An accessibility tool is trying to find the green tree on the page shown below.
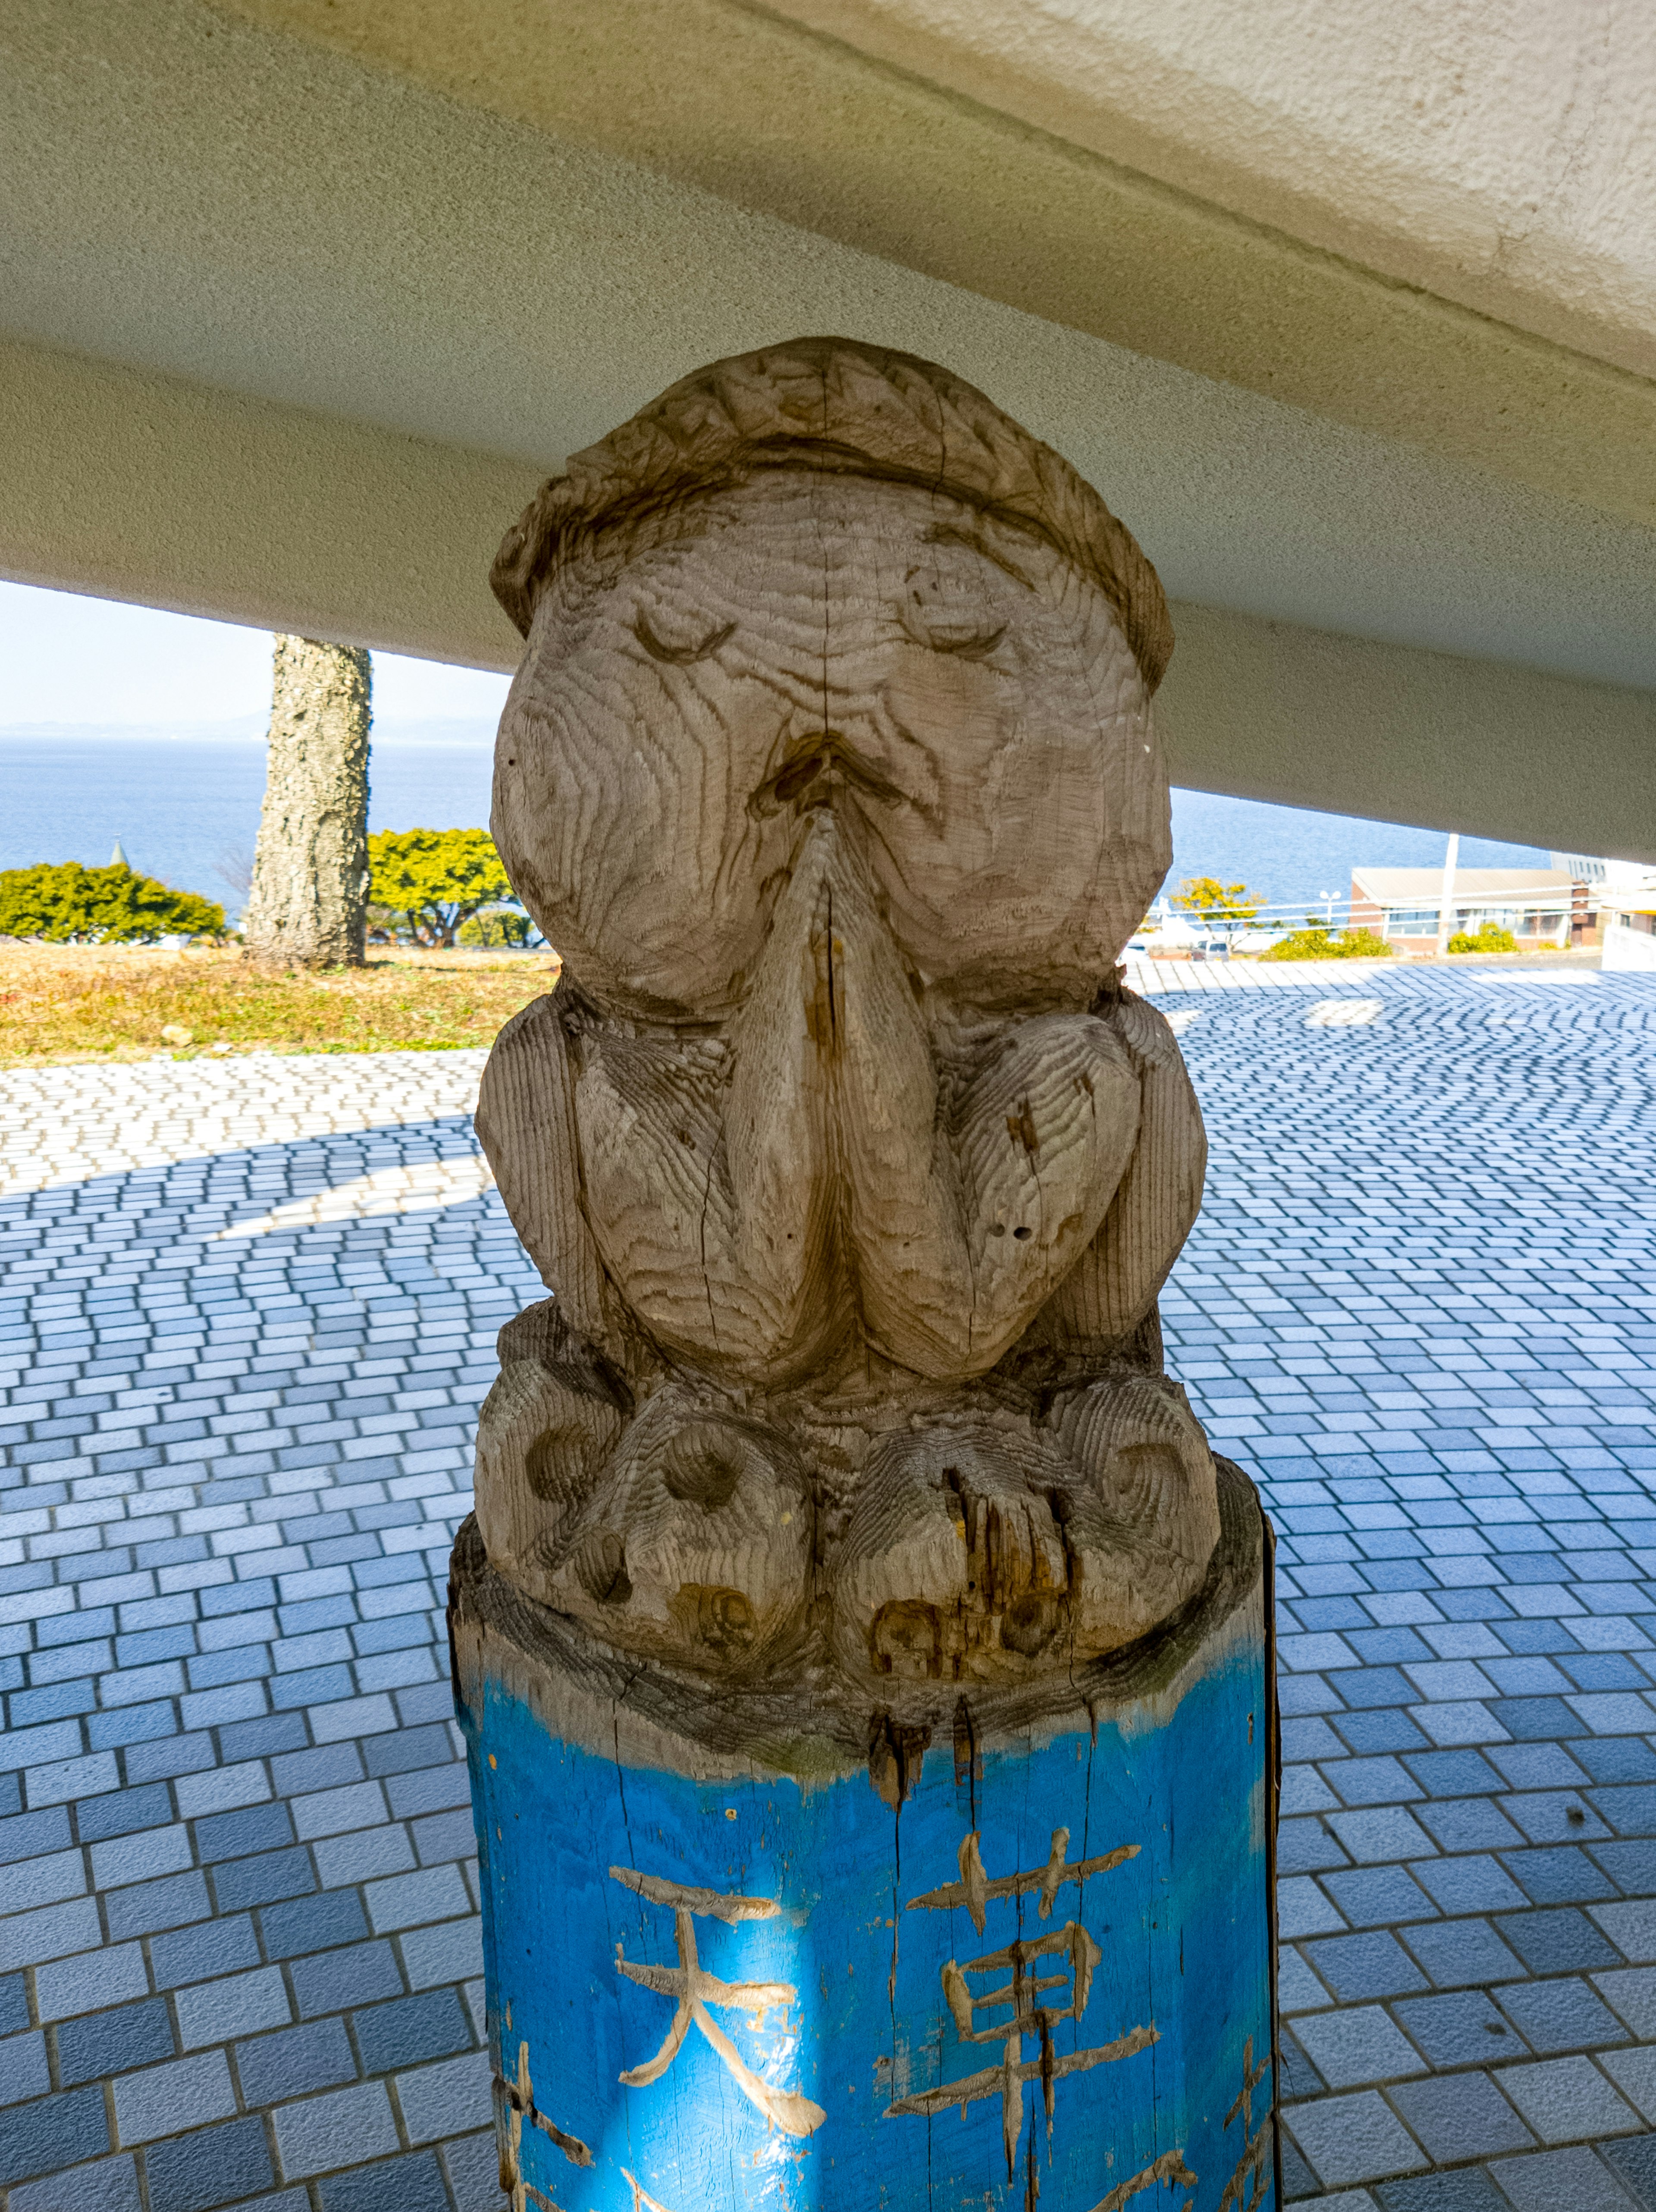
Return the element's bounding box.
[367,828,514,947]
[458,904,535,949]
[0,862,225,944]
[1448,922,1517,954]
[1172,876,1262,951]
[1262,919,1394,961]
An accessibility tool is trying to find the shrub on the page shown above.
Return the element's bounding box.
[458,905,535,949]
[367,828,513,947]
[1261,921,1394,961]
[0,862,225,944]
[1172,875,1262,949]
[1448,923,1517,954]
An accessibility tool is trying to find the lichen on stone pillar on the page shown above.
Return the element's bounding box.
[242,635,371,968]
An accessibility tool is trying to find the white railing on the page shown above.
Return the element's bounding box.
[1145,896,1578,935]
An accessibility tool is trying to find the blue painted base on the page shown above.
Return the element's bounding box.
[458,1603,1275,2212]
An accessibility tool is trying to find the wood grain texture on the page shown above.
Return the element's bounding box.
[450,1456,1266,1774]
[471,339,1219,1704]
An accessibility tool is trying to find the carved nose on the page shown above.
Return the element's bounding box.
[771,746,834,809]
[749,733,902,818]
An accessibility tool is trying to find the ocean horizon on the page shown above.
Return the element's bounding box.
[0,721,1548,922]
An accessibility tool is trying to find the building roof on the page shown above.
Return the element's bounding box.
[1352,868,1572,899]
[1552,852,1656,890]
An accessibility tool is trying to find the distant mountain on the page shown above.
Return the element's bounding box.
[364,718,497,751]
[0,716,495,750]
[0,717,266,746]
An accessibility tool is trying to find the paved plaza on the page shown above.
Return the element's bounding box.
[0,959,1653,2208]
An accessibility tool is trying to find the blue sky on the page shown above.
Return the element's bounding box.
[0,580,509,730]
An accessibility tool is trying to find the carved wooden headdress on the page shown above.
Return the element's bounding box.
[491,336,1173,691]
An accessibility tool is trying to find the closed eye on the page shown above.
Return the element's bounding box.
[633,612,734,664]
[906,617,1007,660]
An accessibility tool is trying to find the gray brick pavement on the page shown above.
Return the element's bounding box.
[1,968,1654,2209]
[0,1050,527,2211]
[1163,962,1656,2207]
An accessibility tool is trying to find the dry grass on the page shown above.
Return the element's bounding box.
[0,943,561,1063]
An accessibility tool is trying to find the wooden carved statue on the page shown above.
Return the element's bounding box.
[452,340,1278,2212]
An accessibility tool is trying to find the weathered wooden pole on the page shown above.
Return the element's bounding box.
[451,339,1279,2212]
[242,635,371,966]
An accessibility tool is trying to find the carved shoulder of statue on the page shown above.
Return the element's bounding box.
[1035,987,1208,1354]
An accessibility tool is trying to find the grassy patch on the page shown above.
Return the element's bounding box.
[0,943,560,1062]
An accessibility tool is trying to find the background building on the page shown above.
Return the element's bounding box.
[1349,867,1574,954]
[1554,852,1656,970]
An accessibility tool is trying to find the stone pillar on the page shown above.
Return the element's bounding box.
[451,338,1280,2212]
[242,635,370,966]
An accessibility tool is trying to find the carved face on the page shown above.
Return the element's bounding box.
[494,472,1170,1017]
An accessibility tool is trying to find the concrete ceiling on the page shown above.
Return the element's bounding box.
[3,0,1655,856]
[210,0,1656,533]
[775,0,1656,386]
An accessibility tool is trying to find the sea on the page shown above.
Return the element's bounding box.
[0,722,1547,923]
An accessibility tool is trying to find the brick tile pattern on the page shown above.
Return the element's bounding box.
[4,973,1656,2208]
[0,1052,514,2209]
[1158,965,1656,2206]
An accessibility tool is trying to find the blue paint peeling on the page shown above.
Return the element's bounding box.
[463,1642,1273,2212]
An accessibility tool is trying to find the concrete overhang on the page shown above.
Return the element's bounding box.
[3,0,1655,858]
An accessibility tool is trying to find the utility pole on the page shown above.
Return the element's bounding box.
[1434,830,1460,958]
[242,637,371,967]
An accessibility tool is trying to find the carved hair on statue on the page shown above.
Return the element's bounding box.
[489,335,1173,690]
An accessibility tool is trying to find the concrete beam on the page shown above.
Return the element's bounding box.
[772,0,1656,387]
[9,0,1656,706]
[213,0,1656,537]
[0,335,538,669]
[1159,606,1656,867]
[8,334,1653,863]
